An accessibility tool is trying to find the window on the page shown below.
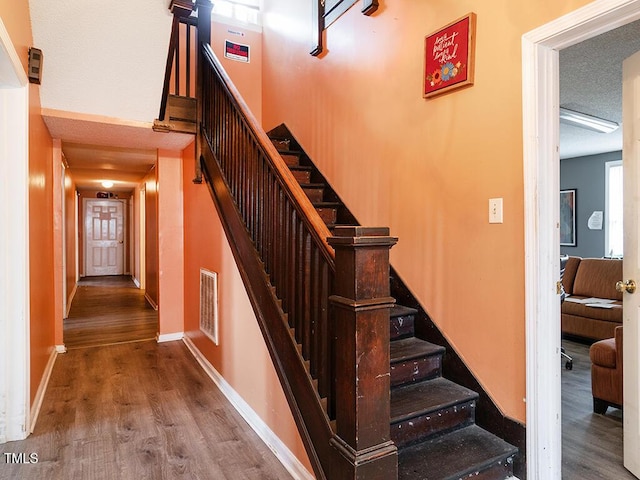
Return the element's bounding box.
[212,0,260,26]
[605,160,623,258]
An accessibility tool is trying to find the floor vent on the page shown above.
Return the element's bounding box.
[200,269,219,345]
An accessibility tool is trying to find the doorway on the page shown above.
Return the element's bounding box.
[523,0,640,478]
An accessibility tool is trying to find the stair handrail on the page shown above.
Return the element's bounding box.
[200,44,335,264]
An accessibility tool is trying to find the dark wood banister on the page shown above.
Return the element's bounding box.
[200,44,335,263]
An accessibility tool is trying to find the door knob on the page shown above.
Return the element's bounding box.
[616,279,637,294]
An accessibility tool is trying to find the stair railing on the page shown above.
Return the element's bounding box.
[158,1,197,123]
[157,2,400,477]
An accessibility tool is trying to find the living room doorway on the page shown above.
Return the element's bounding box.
[557,22,640,478]
[523,1,640,478]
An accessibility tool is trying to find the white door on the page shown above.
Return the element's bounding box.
[622,50,640,479]
[85,199,125,276]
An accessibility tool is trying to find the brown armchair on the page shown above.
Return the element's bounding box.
[589,326,623,414]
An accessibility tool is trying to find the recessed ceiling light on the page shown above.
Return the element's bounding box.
[559,107,619,134]
[101,180,114,188]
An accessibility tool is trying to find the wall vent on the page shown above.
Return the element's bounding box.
[199,269,219,345]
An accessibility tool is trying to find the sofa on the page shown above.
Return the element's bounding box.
[590,326,623,413]
[561,256,623,341]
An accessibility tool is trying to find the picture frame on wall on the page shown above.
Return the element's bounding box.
[560,189,577,246]
[424,12,476,99]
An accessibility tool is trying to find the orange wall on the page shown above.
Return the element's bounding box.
[1,1,57,404]
[211,20,263,121]
[260,0,593,423]
[65,167,77,313]
[157,150,184,336]
[144,167,159,308]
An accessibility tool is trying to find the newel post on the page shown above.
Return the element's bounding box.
[193,0,212,184]
[327,226,398,480]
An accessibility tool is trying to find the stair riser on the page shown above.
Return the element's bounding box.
[303,187,324,203]
[316,207,337,224]
[292,170,311,183]
[271,139,290,150]
[391,355,442,387]
[280,153,300,167]
[391,400,475,449]
[390,314,415,340]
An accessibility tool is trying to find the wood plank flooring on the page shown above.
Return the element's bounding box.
[562,339,635,479]
[0,341,294,480]
[64,276,158,349]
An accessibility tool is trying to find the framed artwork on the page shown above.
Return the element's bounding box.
[560,189,577,246]
[424,13,476,98]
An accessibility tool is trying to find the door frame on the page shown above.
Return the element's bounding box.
[523,0,640,478]
[0,19,30,443]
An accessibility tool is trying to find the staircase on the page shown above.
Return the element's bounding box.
[158,2,522,477]
[267,126,518,480]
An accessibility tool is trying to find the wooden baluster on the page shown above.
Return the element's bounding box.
[327,226,398,480]
[185,22,191,97]
[195,0,212,184]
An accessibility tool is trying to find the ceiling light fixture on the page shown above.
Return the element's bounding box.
[559,107,619,134]
[101,180,114,188]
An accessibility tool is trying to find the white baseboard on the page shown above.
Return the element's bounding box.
[182,336,314,480]
[157,332,184,343]
[55,344,67,354]
[145,293,158,310]
[29,347,58,433]
[65,284,77,318]
[132,276,141,288]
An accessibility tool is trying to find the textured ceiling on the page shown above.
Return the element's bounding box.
[559,19,640,159]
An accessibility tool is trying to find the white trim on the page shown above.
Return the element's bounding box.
[132,277,141,288]
[55,345,67,354]
[182,336,314,480]
[0,18,30,445]
[145,292,158,310]
[156,332,184,343]
[29,348,58,433]
[65,283,78,318]
[522,1,640,478]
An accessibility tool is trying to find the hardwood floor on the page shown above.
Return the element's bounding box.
[562,339,635,479]
[0,341,294,480]
[64,276,158,349]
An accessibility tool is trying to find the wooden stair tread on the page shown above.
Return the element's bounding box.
[300,183,326,188]
[391,377,478,422]
[289,165,313,171]
[390,337,445,364]
[391,305,418,318]
[277,149,303,156]
[397,425,517,480]
[313,201,341,208]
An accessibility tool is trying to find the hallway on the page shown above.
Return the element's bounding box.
[0,278,294,479]
[64,276,158,349]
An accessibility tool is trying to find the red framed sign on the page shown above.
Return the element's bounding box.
[424,13,476,98]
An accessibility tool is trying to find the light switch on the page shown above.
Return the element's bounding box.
[489,198,503,224]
